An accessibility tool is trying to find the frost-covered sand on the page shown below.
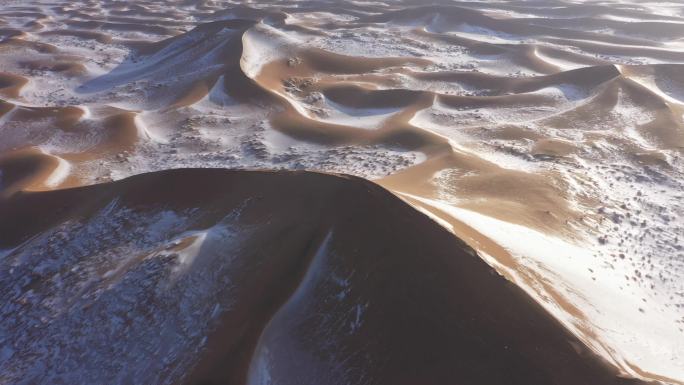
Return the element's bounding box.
[0,0,683,384]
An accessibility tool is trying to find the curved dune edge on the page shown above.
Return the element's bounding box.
[0,168,652,385]
[0,147,75,197]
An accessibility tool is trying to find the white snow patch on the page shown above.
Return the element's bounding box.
[316,97,401,130]
[241,22,299,78]
[403,194,684,382]
[39,148,71,188]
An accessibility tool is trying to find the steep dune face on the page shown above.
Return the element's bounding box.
[0,169,646,385]
[0,147,68,197]
[1,0,684,384]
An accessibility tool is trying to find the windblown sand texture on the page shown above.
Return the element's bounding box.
[0,1,682,384]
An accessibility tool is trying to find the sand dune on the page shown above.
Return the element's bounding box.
[0,169,649,385]
[1,0,683,384]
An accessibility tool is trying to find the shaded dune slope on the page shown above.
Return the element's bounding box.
[0,169,648,385]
